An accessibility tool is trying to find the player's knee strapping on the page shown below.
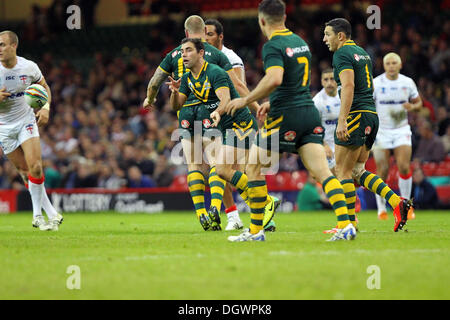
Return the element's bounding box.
[230,171,249,206]
[341,179,357,227]
[247,180,268,234]
[208,166,226,211]
[359,171,400,209]
[322,176,350,229]
[187,170,207,217]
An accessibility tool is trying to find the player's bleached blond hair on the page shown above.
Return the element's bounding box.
[184,15,205,34]
[0,30,19,46]
[383,52,402,65]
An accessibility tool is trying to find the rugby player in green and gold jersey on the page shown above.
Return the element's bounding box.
[143,16,258,231]
[167,38,258,232]
[205,17,279,232]
[323,18,413,232]
[221,0,355,242]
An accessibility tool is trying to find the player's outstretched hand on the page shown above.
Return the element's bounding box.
[257,101,270,121]
[226,97,246,116]
[166,76,181,93]
[336,119,349,142]
[36,108,49,127]
[0,87,11,102]
[143,97,156,111]
[210,111,221,127]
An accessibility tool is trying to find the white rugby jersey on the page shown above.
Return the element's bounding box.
[221,45,244,70]
[373,73,419,129]
[313,88,341,151]
[0,56,43,123]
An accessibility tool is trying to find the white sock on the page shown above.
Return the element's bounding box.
[375,194,386,215]
[398,174,413,199]
[28,184,58,219]
[42,188,58,219]
[228,210,240,220]
[29,179,44,218]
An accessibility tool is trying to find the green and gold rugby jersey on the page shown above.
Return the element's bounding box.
[332,40,376,113]
[178,62,239,111]
[159,41,233,107]
[262,29,315,112]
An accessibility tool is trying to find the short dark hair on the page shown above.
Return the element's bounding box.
[325,18,352,38]
[322,68,334,75]
[181,38,205,53]
[205,18,223,36]
[258,0,286,23]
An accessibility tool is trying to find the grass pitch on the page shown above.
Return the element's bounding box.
[0,210,449,300]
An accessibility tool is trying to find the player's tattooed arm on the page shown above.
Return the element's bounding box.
[36,77,51,127]
[144,68,169,110]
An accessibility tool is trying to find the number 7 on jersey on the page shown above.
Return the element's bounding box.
[297,57,309,86]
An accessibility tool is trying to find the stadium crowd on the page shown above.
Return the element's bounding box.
[0,0,448,190]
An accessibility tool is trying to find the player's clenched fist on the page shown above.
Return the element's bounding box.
[0,87,11,102]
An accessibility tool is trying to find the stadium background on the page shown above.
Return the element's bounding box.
[0,0,449,213]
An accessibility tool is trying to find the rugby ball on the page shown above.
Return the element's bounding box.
[24,84,48,109]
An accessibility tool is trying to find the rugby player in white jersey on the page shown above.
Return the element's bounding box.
[373,52,422,220]
[205,18,279,232]
[312,68,341,173]
[0,31,63,230]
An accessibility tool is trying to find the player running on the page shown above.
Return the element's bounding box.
[0,31,63,231]
[372,52,421,220]
[205,18,278,231]
[167,38,259,231]
[220,0,354,242]
[323,18,413,233]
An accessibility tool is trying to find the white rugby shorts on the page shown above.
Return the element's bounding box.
[374,125,412,150]
[0,109,40,154]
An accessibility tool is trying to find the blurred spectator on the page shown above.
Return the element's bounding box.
[98,162,127,189]
[436,106,449,136]
[153,154,174,187]
[443,126,450,153]
[414,121,446,162]
[297,173,330,211]
[73,158,98,188]
[411,167,440,209]
[127,166,156,188]
[43,160,62,188]
[279,154,299,172]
